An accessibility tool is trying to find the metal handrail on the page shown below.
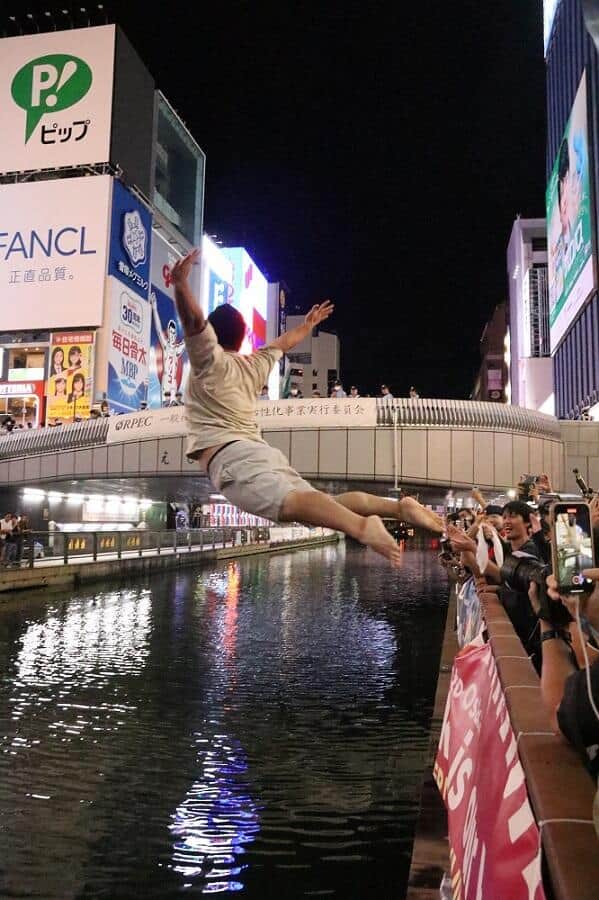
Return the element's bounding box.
[3,525,331,570]
[5,526,271,569]
[0,398,562,462]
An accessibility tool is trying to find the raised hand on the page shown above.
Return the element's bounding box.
[304,300,334,329]
[170,248,201,288]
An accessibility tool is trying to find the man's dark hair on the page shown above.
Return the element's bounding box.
[558,138,570,204]
[208,304,246,351]
[502,500,532,523]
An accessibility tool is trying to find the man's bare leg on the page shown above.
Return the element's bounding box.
[279,489,402,566]
[334,491,444,533]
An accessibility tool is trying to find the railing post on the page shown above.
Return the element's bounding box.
[173,530,177,554]
[92,532,98,561]
[29,536,35,569]
[187,530,191,552]
[63,534,68,565]
[200,530,203,551]
[157,531,161,555]
[117,532,122,560]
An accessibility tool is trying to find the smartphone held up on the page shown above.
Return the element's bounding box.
[551,501,595,593]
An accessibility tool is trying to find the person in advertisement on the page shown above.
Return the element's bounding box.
[172,248,444,566]
[150,289,186,403]
[46,335,93,423]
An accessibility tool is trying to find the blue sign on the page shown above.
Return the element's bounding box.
[108,180,152,298]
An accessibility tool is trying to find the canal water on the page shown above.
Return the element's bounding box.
[0,543,447,899]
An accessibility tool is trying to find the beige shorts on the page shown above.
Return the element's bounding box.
[208,440,317,522]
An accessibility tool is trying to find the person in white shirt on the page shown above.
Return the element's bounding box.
[173,248,443,567]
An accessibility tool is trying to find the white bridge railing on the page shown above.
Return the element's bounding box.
[0,398,562,461]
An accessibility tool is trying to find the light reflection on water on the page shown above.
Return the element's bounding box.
[0,545,447,898]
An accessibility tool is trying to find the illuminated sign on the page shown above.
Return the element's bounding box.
[222,247,268,353]
[546,73,594,353]
[0,25,116,173]
[108,179,152,298]
[0,175,112,331]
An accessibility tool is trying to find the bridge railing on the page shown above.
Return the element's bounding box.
[9,525,333,568]
[0,398,562,461]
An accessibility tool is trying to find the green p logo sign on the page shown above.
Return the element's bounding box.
[11,54,93,143]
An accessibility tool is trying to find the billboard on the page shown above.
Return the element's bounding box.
[199,235,232,317]
[546,73,594,353]
[0,175,112,331]
[108,179,152,298]
[222,247,268,354]
[106,277,151,413]
[543,1,561,54]
[46,331,94,423]
[0,25,116,174]
[147,231,189,408]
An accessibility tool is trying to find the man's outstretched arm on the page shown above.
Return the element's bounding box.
[270,301,334,353]
[171,248,205,338]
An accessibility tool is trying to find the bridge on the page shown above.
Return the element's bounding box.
[0,398,571,503]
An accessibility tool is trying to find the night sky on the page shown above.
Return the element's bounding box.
[16,2,547,398]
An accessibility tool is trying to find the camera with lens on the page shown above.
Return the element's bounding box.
[500,553,572,626]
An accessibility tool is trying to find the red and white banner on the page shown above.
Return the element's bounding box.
[434,643,545,900]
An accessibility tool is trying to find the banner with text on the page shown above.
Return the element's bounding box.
[106,277,151,414]
[106,405,186,444]
[256,397,377,429]
[0,175,112,331]
[46,331,95,423]
[434,643,545,900]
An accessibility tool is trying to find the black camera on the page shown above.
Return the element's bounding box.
[500,553,572,627]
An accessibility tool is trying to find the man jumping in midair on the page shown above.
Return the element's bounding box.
[173,248,443,566]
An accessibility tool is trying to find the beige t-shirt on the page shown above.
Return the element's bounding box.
[184,323,282,457]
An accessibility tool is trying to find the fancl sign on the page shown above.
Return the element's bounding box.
[0,25,115,173]
[0,176,112,332]
[0,227,97,261]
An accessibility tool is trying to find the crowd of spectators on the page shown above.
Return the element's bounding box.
[442,474,599,809]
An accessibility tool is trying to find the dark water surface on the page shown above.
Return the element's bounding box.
[0,543,447,899]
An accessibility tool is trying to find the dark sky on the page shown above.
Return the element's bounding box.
[18,1,547,397]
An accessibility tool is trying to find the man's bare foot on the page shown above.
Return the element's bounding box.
[397,496,444,534]
[360,515,402,566]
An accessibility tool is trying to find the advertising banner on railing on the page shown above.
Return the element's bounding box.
[434,643,545,900]
[256,397,377,429]
[46,331,95,424]
[106,405,186,444]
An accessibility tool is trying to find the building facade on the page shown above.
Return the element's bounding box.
[545,0,599,418]
[506,217,553,413]
[283,316,340,397]
[471,303,509,403]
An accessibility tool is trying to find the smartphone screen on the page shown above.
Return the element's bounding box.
[552,502,595,592]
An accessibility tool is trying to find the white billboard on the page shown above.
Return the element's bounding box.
[0,175,112,331]
[0,25,115,174]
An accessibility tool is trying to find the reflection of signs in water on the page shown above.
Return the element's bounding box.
[170,733,259,891]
